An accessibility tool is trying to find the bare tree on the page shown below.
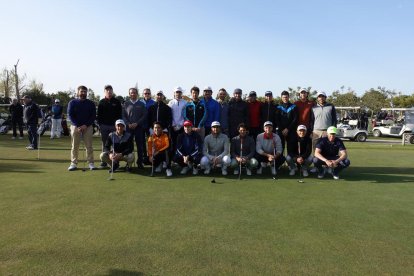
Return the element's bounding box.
[0,68,13,99]
[13,59,25,99]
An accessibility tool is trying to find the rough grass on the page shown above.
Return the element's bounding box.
[0,135,413,275]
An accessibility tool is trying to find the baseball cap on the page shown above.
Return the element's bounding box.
[156,90,164,96]
[327,126,337,134]
[249,91,257,97]
[115,119,126,127]
[175,86,183,93]
[317,91,327,97]
[183,120,193,127]
[297,125,307,131]
[211,121,221,127]
[300,89,308,93]
[203,86,212,91]
[234,88,242,94]
[265,91,273,96]
[263,121,273,127]
[55,99,60,103]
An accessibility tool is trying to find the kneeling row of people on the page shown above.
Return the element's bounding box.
[102,119,350,179]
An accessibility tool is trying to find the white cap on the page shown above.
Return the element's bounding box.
[263,121,273,127]
[317,91,327,97]
[297,125,307,131]
[211,121,221,127]
[55,99,60,103]
[174,86,183,93]
[156,90,164,96]
[204,86,212,91]
[115,119,126,127]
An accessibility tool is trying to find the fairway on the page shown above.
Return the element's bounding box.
[1,135,413,275]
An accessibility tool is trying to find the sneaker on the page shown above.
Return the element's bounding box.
[68,164,77,171]
[222,167,228,176]
[50,136,54,139]
[327,167,333,175]
[166,169,173,177]
[333,174,339,180]
[204,167,211,175]
[99,162,108,169]
[88,163,97,170]
[233,169,239,175]
[289,169,296,176]
[310,167,318,173]
[271,167,277,176]
[18,136,23,140]
[256,167,262,175]
[246,168,252,176]
[192,167,199,175]
[317,168,325,179]
[180,166,190,175]
[125,165,132,173]
[302,169,309,177]
[26,145,35,150]
[11,136,16,140]
[155,163,162,173]
[162,161,167,169]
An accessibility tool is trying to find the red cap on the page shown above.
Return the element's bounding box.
[183,120,193,127]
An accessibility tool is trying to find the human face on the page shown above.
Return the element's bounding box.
[211,126,220,135]
[297,129,306,138]
[203,90,212,100]
[175,91,183,100]
[129,89,138,101]
[156,94,163,102]
[317,95,326,105]
[116,123,125,135]
[265,95,273,103]
[264,125,273,134]
[143,89,151,100]
[23,97,30,105]
[281,94,289,104]
[249,95,257,102]
[184,125,192,134]
[78,88,87,100]
[105,88,113,99]
[299,92,308,101]
[191,90,199,101]
[154,124,163,136]
[328,133,336,142]
[238,127,247,137]
[233,92,241,101]
[218,90,227,101]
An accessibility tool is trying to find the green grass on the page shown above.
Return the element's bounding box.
[0,134,413,275]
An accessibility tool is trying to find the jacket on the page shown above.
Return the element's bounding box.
[123,100,147,128]
[9,103,23,120]
[67,98,96,127]
[228,99,249,135]
[231,135,255,159]
[148,101,172,129]
[175,131,203,158]
[97,97,122,126]
[256,132,283,155]
[260,101,278,129]
[168,98,187,128]
[287,135,312,159]
[294,99,314,130]
[104,131,134,155]
[203,133,230,159]
[183,100,207,128]
[23,101,40,125]
[310,103,337,132]
[202,98,220,128]
[148,132,170,158]
[277,102,298,132]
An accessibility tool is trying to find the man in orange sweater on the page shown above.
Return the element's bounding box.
[147,121,172,177]
[294,88,314,136]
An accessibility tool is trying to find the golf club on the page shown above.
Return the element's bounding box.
[211,156,217,183]
[272,139,277,180]
[298,141,304,183]
[37,132,40,160]
[81,131,86,172]
[238,137,243,180]
[108,133,115,180]
[150,135,155,177]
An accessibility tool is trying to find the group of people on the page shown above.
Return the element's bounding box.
[67,84,351,179]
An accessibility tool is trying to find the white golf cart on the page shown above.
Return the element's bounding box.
[336,107,369,142]
[372,108,414,143]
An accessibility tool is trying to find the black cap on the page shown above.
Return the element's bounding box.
[249,91,257,97]
[234,88,242,94]
[265,91,273,96]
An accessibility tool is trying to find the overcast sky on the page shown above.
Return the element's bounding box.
[1,0,413,99]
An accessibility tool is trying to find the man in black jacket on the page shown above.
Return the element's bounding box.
[97,85,123,168]
[260,91,278,130]
[23,95,40,150]
[228,88,249,138]
[286,125,312,177]
[148,91,172,133]
[9,98,24,139]
[276,90,298,153]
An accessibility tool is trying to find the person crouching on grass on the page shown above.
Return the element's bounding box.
[313,126,350,180]
[230,123,258,176]
[100,119,134,173]
[148,121,173,177]
[286,125,313,177]
[173,120,203,175]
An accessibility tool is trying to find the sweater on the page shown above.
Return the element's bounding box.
[203,133,230,159]
[168,98,187,128]
[123,100,147,127]
[256,132,283,155]
[97,97,122,125]
[67,99,96,127]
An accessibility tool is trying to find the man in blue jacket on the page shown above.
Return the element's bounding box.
[202,86,220,136]
[67,85,97,171]
[51,99,63,139]
[23,95,40,150]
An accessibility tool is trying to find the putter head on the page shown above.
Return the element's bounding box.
[298,179,304,183]
[211,179,216,183]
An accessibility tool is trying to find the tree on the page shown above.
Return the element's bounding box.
[392,93,414,108]
[87,88,100,104]
[329,87,360,107]
[23,79,50,105]
[13,59,26,100]
[361,88,389,113]
[0,68,13,100]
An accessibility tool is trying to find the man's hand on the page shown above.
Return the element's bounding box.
[282,128,289,136]
[129,123,137,130]
[297,156,304,164]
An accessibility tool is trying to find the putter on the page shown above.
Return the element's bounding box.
[272,140,277,180]
[298,141,304,183]
[37,132,40,160]
[211,156,217,183]
[108,133,115,180]
[150,135,155,177]
[238,137,243,180]
[81,131,86,172]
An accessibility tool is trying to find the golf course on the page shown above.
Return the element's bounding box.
[1,134,413,275]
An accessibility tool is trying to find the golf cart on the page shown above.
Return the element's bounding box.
[336,107,369,142]
[372,108,414,143]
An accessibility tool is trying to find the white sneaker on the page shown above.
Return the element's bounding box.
[327,167,333,175]
[302,169,309,177]
[333,174,340,180]
[256,167,262,175]
[222,167,228,176]
[162,161,167,169]
[11,136,16,140]
[204,167,211,175]
[246,168,252,176]
[166,169,172,177]
[289,169,296,176]
[180,166,190,175]
[233,169,239,175]
[88,163,97,170]
[68,164,77,171]
[271,167,277,176]
[155,163,162,173]
[18,136,23,140]
[193,167,198,175]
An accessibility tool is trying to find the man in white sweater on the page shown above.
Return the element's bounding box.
[168,86,187,155]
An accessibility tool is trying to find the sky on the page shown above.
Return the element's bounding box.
[1,0,413,99]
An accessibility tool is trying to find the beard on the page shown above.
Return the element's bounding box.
[79,94,87,100]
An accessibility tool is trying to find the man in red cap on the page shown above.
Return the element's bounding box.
[173,120,203,175]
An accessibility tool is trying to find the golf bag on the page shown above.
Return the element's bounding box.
[61,115,69,136]
[37,114,52,136]
[0,115,11,134]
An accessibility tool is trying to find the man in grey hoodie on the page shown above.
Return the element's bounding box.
[200,121,231,175]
